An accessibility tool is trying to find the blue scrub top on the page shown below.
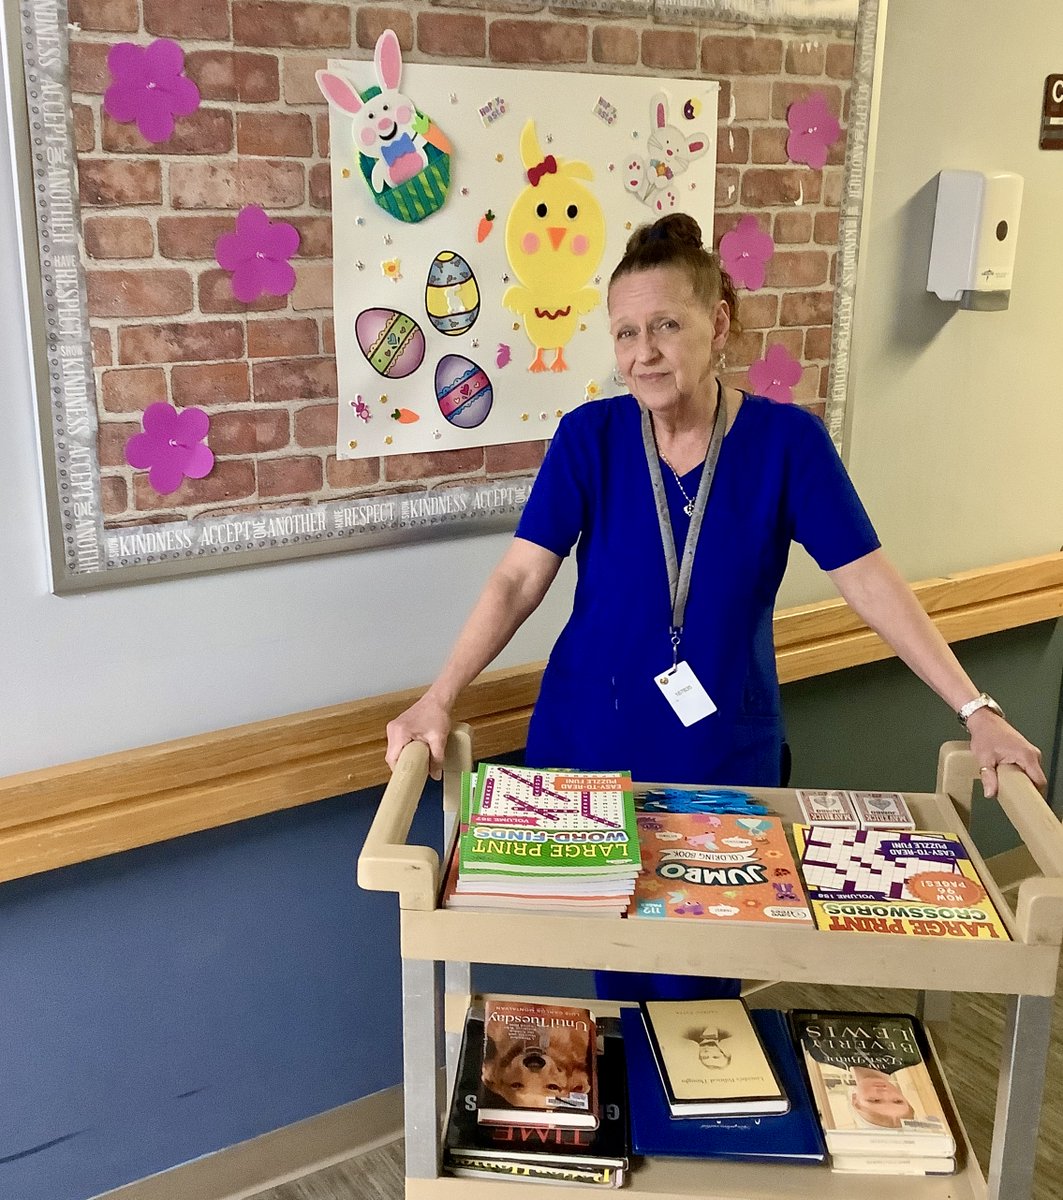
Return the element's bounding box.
[515,393,880,787]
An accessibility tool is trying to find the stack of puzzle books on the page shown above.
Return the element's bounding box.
[440,763,641,916]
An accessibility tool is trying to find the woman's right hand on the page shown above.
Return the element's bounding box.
[385,692,453,780]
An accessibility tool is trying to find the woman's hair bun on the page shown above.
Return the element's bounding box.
[625,213,704,255]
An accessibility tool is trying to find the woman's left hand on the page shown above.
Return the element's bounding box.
[965,708,1047,799]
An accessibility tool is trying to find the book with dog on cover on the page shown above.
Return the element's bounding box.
[445,1011,627,1178]
[790,1011,956,1158]
[639,998,789,1118]
[478,1000,599,1129]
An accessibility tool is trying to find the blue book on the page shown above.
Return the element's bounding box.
[620,1007,826,1163]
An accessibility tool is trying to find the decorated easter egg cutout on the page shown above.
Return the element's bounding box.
[355,308,426,378]
[425,250,480,336]
[434,354,493,429]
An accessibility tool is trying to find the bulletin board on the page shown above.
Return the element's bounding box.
[3,0,881,591]
[327,62,717,461]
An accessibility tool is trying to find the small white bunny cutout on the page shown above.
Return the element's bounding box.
[625,92,710,213]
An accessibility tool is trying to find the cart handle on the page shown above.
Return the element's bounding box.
[357,724,473,910]
[938,740,1063,946]
[938,741,1063,876]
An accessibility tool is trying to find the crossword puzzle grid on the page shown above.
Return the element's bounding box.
[801,829,962,898]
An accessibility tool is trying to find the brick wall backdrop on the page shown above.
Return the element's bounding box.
[67,0,855,529]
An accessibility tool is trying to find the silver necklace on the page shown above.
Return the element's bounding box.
[658,453,696,516]
[654,381,724,518]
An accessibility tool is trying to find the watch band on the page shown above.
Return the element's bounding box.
[957,692,1005,728]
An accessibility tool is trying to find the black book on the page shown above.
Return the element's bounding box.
[444,1010,629,1175]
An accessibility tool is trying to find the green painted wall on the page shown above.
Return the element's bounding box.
[782,620,1063,856]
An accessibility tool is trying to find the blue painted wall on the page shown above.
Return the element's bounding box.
[2,623,1059,1200]
[0,791,439,1200]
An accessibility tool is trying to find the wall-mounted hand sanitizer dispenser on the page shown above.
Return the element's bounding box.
[926,170,1023,310]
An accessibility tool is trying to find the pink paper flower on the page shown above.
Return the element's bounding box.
[103,39,201,143]
[786,92,842,170]
[719,216,774,291]
[748,343,803,404]
[215,206,300,304]
[125,403,214,494]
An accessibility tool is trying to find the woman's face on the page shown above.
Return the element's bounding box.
[608,266,729,417]
[851,1069,914,1126]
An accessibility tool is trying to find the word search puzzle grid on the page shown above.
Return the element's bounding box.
[478,767,627,830]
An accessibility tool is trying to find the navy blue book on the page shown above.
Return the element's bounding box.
[620,1006,826,1163]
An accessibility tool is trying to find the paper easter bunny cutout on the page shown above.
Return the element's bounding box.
[316,29,452,223]
[624,93,709,212]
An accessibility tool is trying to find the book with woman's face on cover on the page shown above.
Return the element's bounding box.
[639,999,788,1117]
[790,1011,956,1158]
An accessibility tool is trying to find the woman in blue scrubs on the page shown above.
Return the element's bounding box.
[386,214,1045,998]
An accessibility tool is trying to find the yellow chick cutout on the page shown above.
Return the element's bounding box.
[503,120,606,372]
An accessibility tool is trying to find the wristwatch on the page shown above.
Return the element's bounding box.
[957,692,1005,728]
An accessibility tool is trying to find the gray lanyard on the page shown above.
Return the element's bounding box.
[640,381,726,672]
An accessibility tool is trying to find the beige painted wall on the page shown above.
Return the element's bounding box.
[782,0,1062,605]
[845,0,1061,577]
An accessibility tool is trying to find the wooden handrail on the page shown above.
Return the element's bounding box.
[0,551,1059,883]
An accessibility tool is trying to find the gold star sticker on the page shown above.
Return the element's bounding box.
[379,394,388,404]
[495,153,504,162]
[521,413,529,421]
[555,409,563,418]
[341,168,350,179]
[512,322,520,331]
[385,435,393,445]
[348,440,357,449]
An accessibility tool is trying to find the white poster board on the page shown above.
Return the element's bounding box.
[324,60,719,461]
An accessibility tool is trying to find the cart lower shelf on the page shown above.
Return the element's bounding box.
[408,1154,985,1200]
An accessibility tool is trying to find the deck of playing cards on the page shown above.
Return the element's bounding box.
[848,790,915,830]
[796,789,859,828]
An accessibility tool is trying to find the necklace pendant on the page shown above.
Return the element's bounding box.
[683,500,695,517]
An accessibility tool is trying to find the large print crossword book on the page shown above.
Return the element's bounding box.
[457,764,641,877]
[794,826,1010,940]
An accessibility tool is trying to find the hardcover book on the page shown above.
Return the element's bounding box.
[445,1012,628,1174]
[458,765,641,877]
[790,1011,956,1158]
[830,1152,956,1175]
[628,812,813,924]
[478,1000,599,1129]
[446,1158,624,1187]
[794,825,1010,940]
[619,1006,825,1162]
[639,998,789,1117]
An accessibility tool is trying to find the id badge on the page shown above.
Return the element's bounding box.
[654,660,717,727]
